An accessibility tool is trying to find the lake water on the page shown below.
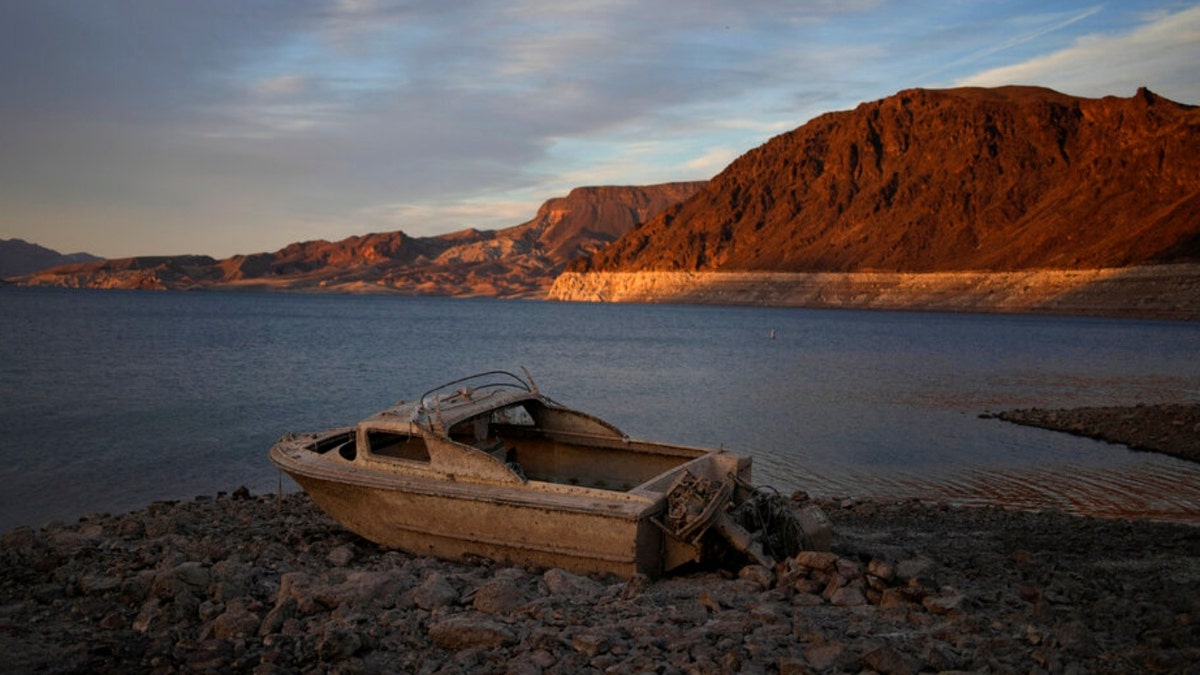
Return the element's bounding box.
[2,287,1199,533]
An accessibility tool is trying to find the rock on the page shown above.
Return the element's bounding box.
[172,561,212,594]
[78,574,121,595]
[835,557,863,580]
[209,559,252,602]
[792,592,824,607]
[427,613,516,649]
[132,598,166,634]
[793,550,839,572]
[894,557,934,581]
[333,570,406,609]
[778,656,807,675]
[792,577,824,595]
[698,589,723,613]
[275,572,319,614]
[829,586,867,607]
[259,596,298,636]
[878,587,918,609]
[738,564,775,590]
[50,525,103,557]
[472,576,527,614]
[571,630,610,657]
[796,503,834,550]
[327,545,355,567]
[923,591,968,615]
[119,575,151,606]
[209,600,261,639]
[151,572,190,602]
[317,627,364,662]
[861,643,919,675]
[542,568,603,600]
[1018,584,1042,603]
[620,573,651,600]
[804,642,846,670]
[0,528,47,564]
[98,612,124,630]
[184,638,234,672]
[867,558,896,581]
[409,573,459,610]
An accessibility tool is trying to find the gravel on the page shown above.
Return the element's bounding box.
[2,485,1196,674]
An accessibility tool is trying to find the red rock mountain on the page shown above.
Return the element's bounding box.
[571,86,1200,274]
[12,183,704,295]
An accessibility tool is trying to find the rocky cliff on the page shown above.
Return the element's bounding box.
[552,86,1200,316]
[10,183,703,296]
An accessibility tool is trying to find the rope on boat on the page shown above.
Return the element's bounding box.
[276,469,283,522]
[727,480,808,561]
[658,471,810,568]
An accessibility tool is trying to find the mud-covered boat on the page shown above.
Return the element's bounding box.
[270,370,827,578]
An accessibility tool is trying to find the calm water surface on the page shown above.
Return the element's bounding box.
[2,287,1199,532]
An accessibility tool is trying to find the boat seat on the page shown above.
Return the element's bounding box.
[477,439,527,479]
[478,439,506,457]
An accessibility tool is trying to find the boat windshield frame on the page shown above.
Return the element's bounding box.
[418,370,536,412]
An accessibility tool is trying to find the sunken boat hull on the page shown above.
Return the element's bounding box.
[273,431,749,577]
[269,371,757,578]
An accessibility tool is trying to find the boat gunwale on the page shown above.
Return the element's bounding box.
[269,444,661,516]
[269,430,726,515]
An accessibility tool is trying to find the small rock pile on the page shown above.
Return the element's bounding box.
[1,490,1196,674]
[770,549,965,617]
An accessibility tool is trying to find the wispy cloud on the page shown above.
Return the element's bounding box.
[256,74,310,97]
[958,5,1200,99]
[919,6,1105,81]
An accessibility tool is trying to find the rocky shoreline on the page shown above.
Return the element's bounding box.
[3,485,1197,674]
[3,403,1198,673]
[994,402,1200,464]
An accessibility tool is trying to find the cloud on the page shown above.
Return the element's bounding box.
[3,1,1197,258]
[684,147,743,175]
[958,5,1200,101]
[356,199,540,238]
[256,74,310,97]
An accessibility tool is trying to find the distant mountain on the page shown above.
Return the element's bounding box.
[10,183,705,295]
[0,239,101,278]
[569,86,1200,275]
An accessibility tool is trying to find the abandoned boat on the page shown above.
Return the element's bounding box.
[270,369,825,578]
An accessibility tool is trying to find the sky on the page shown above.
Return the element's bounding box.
[1,1,1198,259]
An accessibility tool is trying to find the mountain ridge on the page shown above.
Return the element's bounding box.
[9,183,705,295]
[569,86,1200,275]
[0,239,101,278]
[11,85,1200,318]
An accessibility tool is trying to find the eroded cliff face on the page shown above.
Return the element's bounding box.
[11,182,705,296]
[572,87,1200,275]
